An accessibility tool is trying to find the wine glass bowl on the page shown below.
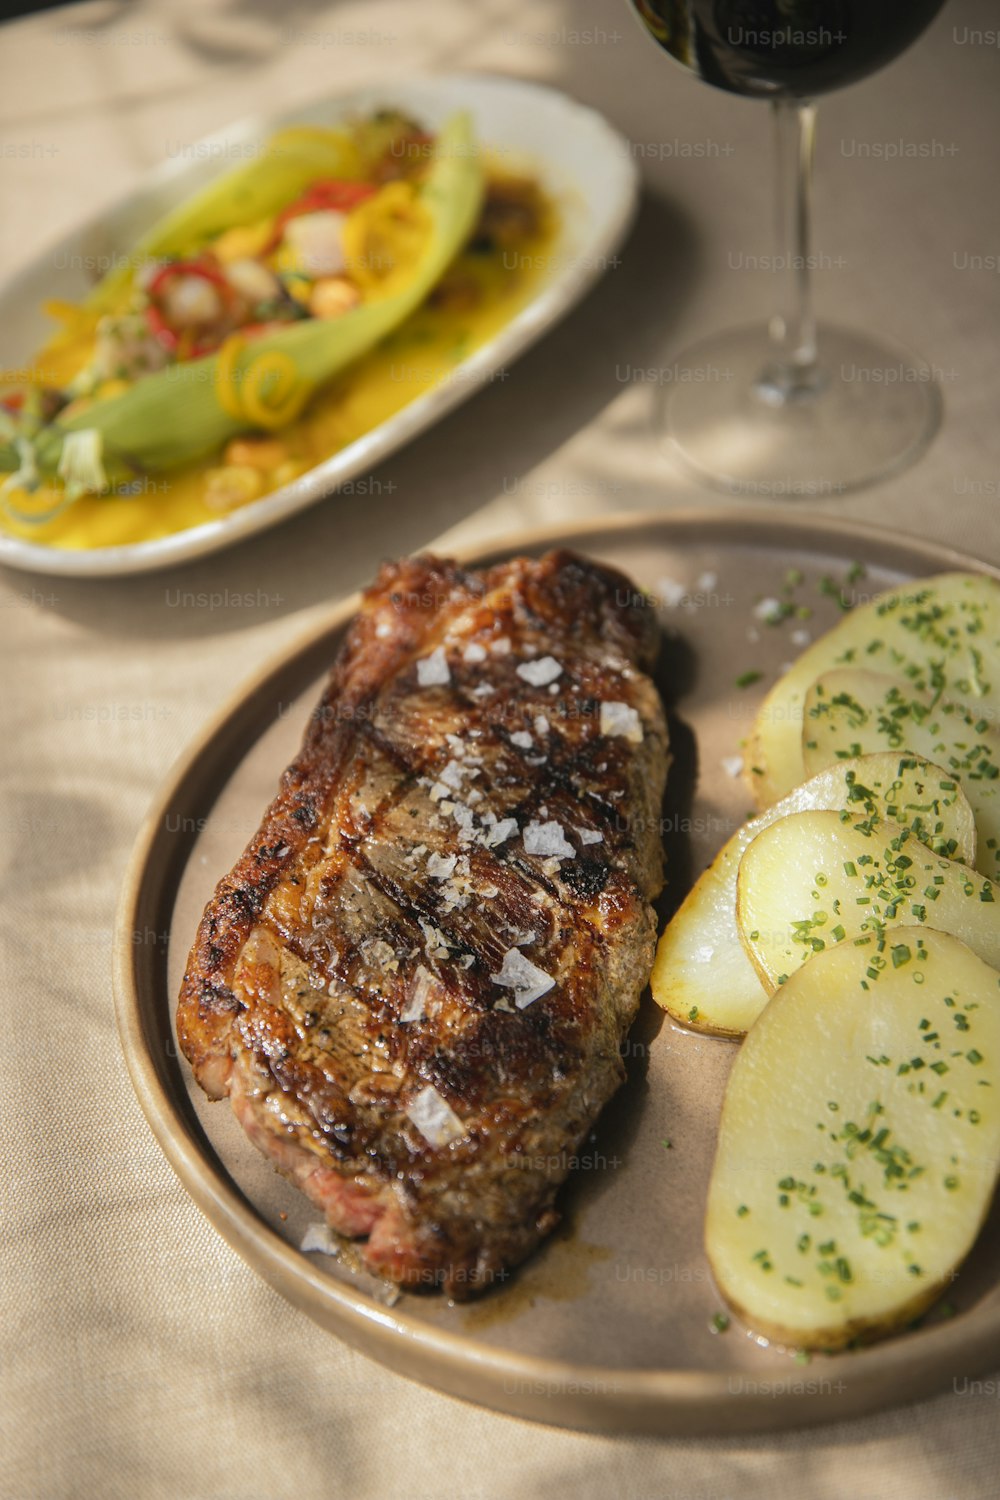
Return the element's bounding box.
[628,0,947,494]
[632,0,946,99]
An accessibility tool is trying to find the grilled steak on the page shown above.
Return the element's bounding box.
[177,550,668,1297]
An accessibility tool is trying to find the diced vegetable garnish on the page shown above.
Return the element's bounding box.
[1,112,484,483]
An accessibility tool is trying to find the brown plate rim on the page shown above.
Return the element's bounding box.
[112,507,1000,1436]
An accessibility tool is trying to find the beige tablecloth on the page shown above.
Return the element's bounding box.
[3,2,1000,1497]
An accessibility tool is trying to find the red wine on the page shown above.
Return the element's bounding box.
[629,0,944,99]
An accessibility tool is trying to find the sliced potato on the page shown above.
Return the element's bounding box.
[706,928,1000,1349]
[747,572,1000,809]
[803,668,1000,884]
[738,811,1000,994]
[651,753,976,1037]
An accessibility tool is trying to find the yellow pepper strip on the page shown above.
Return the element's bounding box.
[342,182,433,300]
[240,349,305,429]
[214,336,305,430]
[215,335,247,420]
[212,217,275,264]
[0,483,77,527]
[10,301,101,389]
[43,299,93,328]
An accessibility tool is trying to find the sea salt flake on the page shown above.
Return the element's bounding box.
[471,683,495,698]
[438,885,468,914]
[481,815,518,848]
[418,918,451,959]
[697,570,718,591]
[406,1085,465,1148]
[427,852,458,880]
[462,642,487,662]
[490,948,555,1009]
[523,819,576,860]
[576,827,604,845]
[721,755,745,779]
[541,857,561,876]
[600,700,643,744]
[452,804,475,835]
[416,646,450,687]
[753,597,783,623]
[791,628,812,647]
[534,715,550,735]
[401,964,435,1022]
[490,637,511,656]
[517,656,562,687]
[365,938,398,971]
[510,731,533,749]
[301,1223,338,1255]
[375,620,393,639]
[439,759,465,790]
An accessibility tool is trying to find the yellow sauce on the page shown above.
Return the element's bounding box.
[2,215,556,552]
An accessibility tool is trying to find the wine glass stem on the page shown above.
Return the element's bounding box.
[757,97,823,405]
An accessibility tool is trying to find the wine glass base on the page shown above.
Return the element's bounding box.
[663,324,942,497]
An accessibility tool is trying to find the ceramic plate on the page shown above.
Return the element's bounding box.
[113,511,1000,1435]
[0,74,636,578]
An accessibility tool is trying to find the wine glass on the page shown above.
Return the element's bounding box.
[627,0,947,495]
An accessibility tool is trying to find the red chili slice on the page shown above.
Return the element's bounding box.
[266,178,377,251]
[147,257,232,299]
[146,258,236,354]
[145,302,178,352]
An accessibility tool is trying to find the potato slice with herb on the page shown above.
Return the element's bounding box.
[737,811,1000,995]
[651,753,976,1037]
[802,668,1000,883]
[746,572,1000,809]
[706,929,1000,1349]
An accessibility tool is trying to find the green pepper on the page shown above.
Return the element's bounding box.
[5,112,484,484]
